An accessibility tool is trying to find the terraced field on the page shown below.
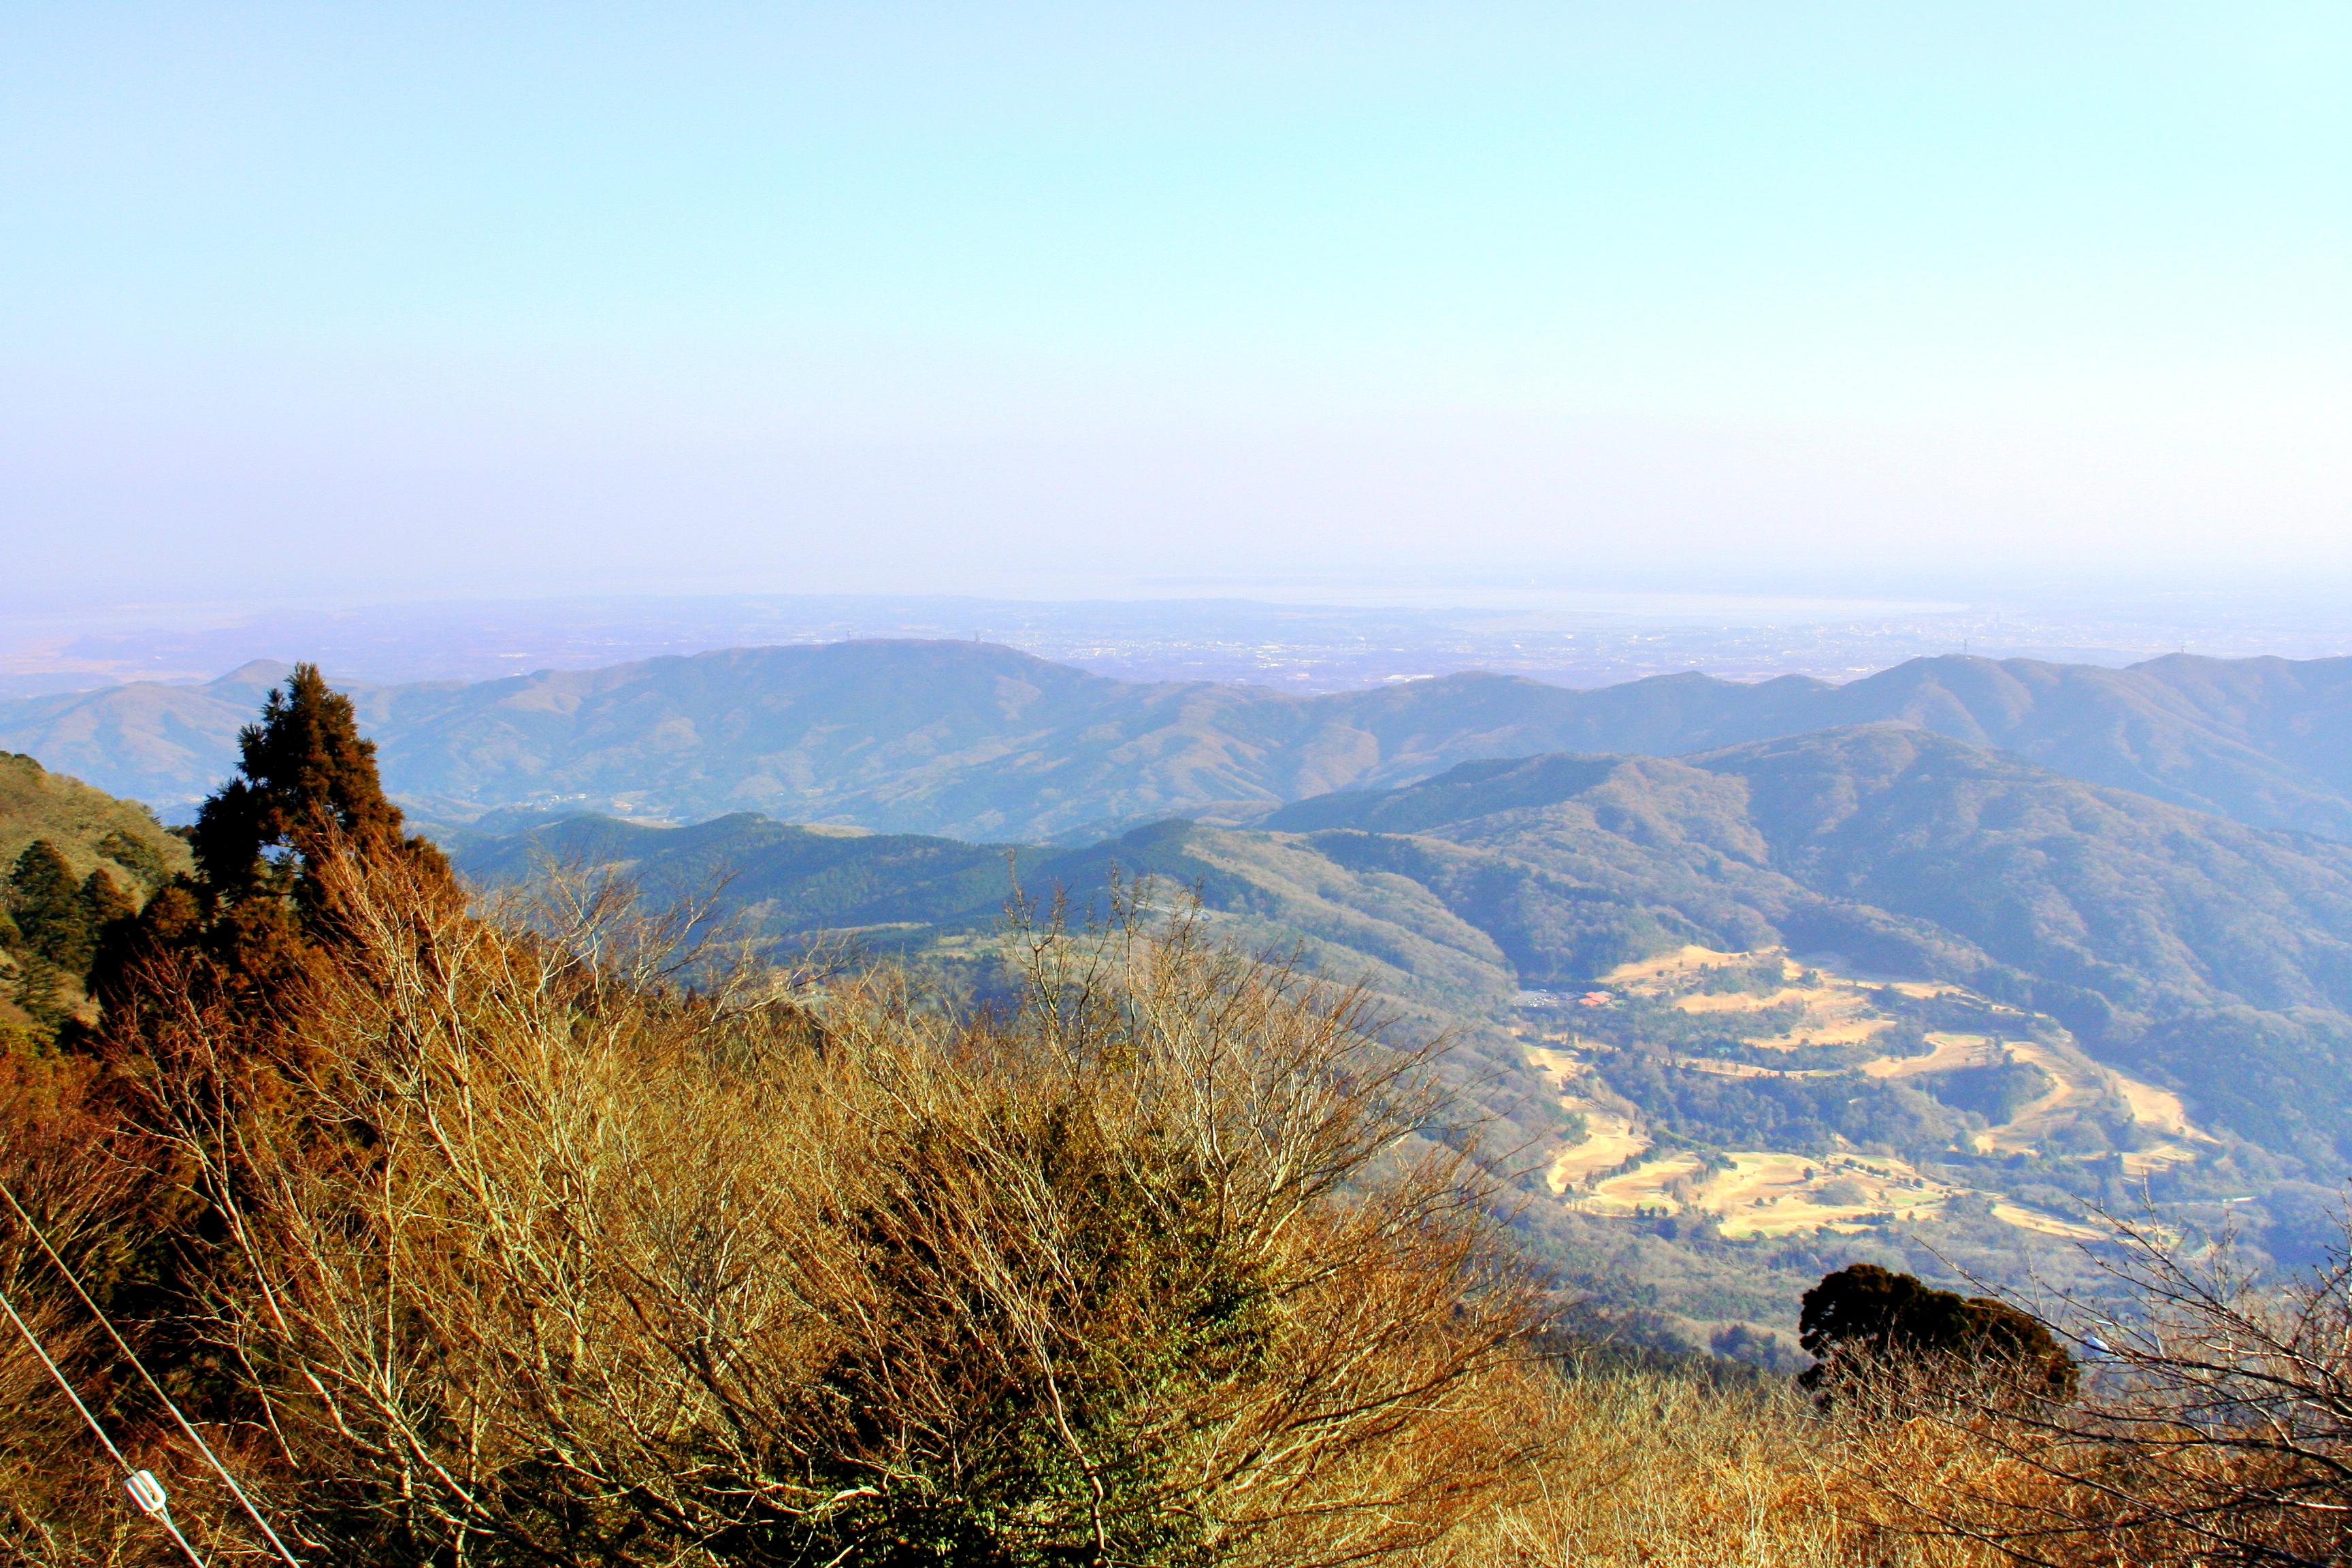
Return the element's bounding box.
[1518,945,2212,1241]
[1522,1045,1650,1188]
[1584,1151,1949,1237]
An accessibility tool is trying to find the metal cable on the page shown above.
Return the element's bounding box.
[0,1275,206,1567]
[0,1178,304,1566]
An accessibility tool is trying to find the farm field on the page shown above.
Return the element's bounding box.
[1522,1044,1652,1187]
[1519,945,2217,1241]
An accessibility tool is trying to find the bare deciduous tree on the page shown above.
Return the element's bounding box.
[103,851,1542,1566]
[1846,1208,2352,1567]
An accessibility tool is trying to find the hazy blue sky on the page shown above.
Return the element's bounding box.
[5,3,2347,608]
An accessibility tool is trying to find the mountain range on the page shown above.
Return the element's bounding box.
[18,640,2352,1342]
[9,642,2352,843]
[442,721,2352,1172]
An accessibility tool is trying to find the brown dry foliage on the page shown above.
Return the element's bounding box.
[1844,1212,2352,1568]
[0,1047,167,1566]
[1426,1362,2016,1568]
[9,853,1549,1566]
[11,843,2352,1567]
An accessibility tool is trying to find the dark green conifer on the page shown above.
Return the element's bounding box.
[9,840,93,972]
[86,883,201,1027]
[80,868,135,937]
[192,662,430,902]
[11,953,71,1036]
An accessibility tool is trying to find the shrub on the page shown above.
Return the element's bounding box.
[1798,1264,2076,1409]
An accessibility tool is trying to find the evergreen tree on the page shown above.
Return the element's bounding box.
[96,664,456,1029]
[11,953,71,1036]
[80,868,135,938]
[191,662,436,903]
[8,841,93,972]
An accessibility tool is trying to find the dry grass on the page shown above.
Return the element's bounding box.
[6,858,1548,1565]
[1423,1362,2016,1568]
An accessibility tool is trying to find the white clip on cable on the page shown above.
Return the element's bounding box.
[125,1470,171,1516]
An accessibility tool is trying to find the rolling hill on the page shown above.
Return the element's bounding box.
[8,642,2352,842]
[444,724,2352,1171]
[0,752,189,897]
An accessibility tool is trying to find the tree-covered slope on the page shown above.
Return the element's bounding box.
[449,724,2352,1166]
[0,753,189,897]
[1271,728,2352,1028]
[450,812,1018,932]
[447,811,1522,1016]
[2129,654,2352,817]
[1,752,192,1041]
[1699,726,2352,1028]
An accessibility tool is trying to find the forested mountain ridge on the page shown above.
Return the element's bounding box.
[0,751,190,890]
[445,723,2352,1170]
[1701,727,2352,1025]
[8,641,2352,841]
[1279,726,2352,1030]
[1,751,191,1040]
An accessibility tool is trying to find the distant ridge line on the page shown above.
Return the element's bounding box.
[2,640,2350,845]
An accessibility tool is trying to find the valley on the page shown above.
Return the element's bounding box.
[423,707,2352,1234]
[16,645,2352,1361]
